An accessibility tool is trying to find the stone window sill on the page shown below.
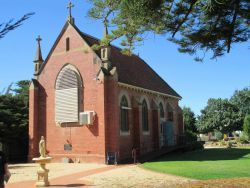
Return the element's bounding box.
[120,131,130,136]
[142,131,150,135]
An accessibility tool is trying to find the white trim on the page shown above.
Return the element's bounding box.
[140,95,150,109]
[142,131,150,136]
[118,90,132,107]
[158,102,165,119]
[158,98,166,111]
[120,130,130,136]
[118,82,181,100]
[160,118,166,122]
[121,106,132,110]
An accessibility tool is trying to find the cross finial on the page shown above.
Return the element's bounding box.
[34,35,43,63]
[67,1,74,23]
[34,35,44,78]
[36,35,42,43]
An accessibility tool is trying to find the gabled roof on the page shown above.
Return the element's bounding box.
[80,32,181,99]
[39,21,181,99]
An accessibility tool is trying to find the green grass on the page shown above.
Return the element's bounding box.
[142,148,250,180]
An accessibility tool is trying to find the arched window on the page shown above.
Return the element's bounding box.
[55,65,82,123]
[167,103,174,122]
[159,103,164,118]
[142,99,149,131]
[120,96,129,132]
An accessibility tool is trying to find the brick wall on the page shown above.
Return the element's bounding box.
[28,83,39,161]
[104,77,119,159]
[29,23,183,164]
[117,86,182,160]
[29,24,106,163]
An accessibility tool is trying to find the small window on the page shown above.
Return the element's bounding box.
[120,96,129,132]
[167,103,174,121]
[168,112,174,121]
[35,64,38,72]
[159,103,164,118]
[142,99,149,131]
[102,48,106,59]
[66,37,70,51]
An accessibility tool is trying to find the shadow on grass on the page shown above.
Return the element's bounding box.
[151,148,250,162]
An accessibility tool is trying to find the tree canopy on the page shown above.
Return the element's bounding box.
[0,80,29,161]
[196,98,243,134]
[87,0,250,61]
[243,114,250,139]
[230,87,250,116]
[183,106,197,133]
[11,80,29,105]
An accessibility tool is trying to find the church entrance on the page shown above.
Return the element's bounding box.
[160,121,174,147]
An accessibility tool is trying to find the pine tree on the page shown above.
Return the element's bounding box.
[87,0,250,61]
[0,13,34,40]
[0,80,29,161]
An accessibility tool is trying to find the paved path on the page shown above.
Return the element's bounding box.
[6,163,193,188]
[6,165,121,188]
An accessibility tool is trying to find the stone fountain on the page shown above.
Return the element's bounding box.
[33,136,52,187]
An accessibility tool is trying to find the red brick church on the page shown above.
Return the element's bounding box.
[28,4,184,163]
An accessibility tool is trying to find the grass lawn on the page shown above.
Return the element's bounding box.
[142,148,250,180]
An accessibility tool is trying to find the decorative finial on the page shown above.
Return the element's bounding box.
[34,35,43,63]
[101,19,112,69]
[33,35,44,78]
[67,1,75,24]
[36,35,42,43]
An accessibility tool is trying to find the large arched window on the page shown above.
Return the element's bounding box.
[142,99,149,131]
[159,103,164,119]
[55,65,82,123]
[120,96,129,132]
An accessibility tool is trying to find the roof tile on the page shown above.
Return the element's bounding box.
[80,32,181,98]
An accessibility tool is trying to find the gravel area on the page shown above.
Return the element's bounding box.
[82,165,194,187]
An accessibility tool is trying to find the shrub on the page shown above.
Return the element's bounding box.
[227,141,233,148]
[220,140,227,146]
[243,115,250,139]
[224,134,229,141]
[192,141,205,150]
[214,131,223,140]
[182,141,204,152]
[235,136,240,143]
[239,133,249,144]
[185,130,197,143]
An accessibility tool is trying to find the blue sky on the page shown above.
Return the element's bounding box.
[0,0,249,115]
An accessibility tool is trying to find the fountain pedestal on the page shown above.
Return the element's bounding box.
[33,157,52,187]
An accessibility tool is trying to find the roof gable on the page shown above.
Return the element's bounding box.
[39,22,70,74]
[38,21,181,99]
[39,21,92,74]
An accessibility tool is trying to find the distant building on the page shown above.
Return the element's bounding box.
[28,4,184,163]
